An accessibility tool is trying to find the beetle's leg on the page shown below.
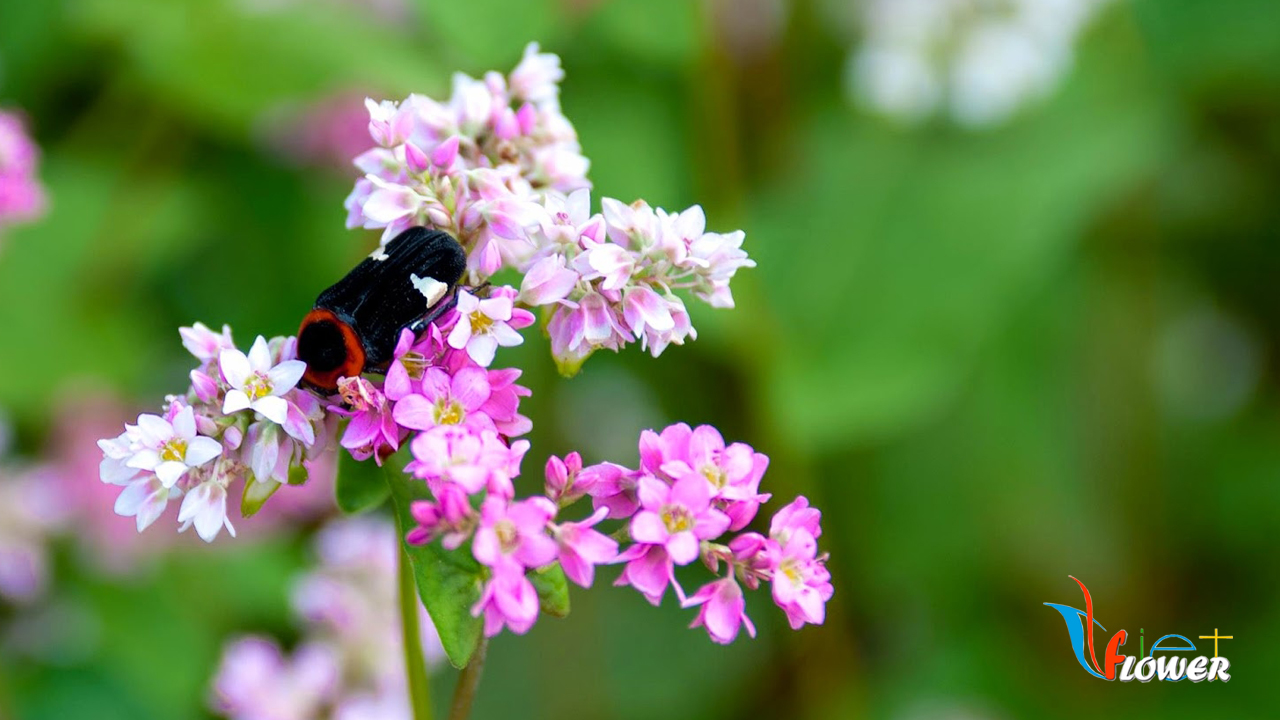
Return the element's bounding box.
[406,284,462,335]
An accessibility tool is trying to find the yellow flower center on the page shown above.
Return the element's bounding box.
[161,439,188,463]
[701,464,726,489]
[780,559,803,587]
[245,373,272,401]
[435,399,465,426]
[661,505,694,534]
[470,312,494,335]
[495,519,518,552]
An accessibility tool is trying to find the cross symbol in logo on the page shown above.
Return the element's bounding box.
[1198,629,1234,658]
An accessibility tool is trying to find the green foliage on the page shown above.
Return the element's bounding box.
[528,562,570,618]
[385,464,485,668]
[334,444,392,514]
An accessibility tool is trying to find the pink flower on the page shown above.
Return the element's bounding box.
[180,322,236,363]
[471,496,557,571]
[392,364,494,434]
[0,110,47,229]
[544,451,583,504]
[509,42,564,107]
[212,637,339,720]
[770,495,822,542]
[446,287,534,366]
[658,424,772,531]
[612,543,677,606]
[584,462,640,519]
[683,576,755,645]
[405,483,475,549]
[551,507,618,587]
[384,327,444,402]
[331,377,399,465]
[768,496,832,629]
[221,336,308,426]
[519,254,578,306]
[629,475,730,565]
[476,366,532,437]
[405,425,520,496]
[472,562,540,636]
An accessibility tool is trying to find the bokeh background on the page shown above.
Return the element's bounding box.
[0,0,1276,718]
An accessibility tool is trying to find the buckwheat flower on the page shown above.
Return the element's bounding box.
[509,42,564,108]
[584,461,641,519]
[178,464,236,542]
[544,451,584,505]
[221,336,308,425]
[405,425,520,496]
[630,475,731,565]
[472,561,540,636]
[212,637,340,720]
[769,495,822,542]
[683,576,755,645]
[112,474,171,532]
[124,405,222,488]
[446,287,534,366]
[550,507,618,587]
[613,543,678,606]
[519,254,578,306]
[657,424,772,531]
[384,327,445,401]
[405,483,475,549]
[472,496,557,571]
[392,364,495,434]
[330,376,400,465]
[767,497,832,629]
[181,322,236,363]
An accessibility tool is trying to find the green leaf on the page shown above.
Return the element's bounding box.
[385,464,485,668]
[334,448,391,514]
[528,562,571,618]
[240,475,281,518]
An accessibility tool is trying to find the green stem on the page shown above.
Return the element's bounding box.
[398,538,433,720]
[447,637,488,720]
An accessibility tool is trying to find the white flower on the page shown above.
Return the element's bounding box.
[446,289,527,366]
[113,475,173,532]
[509,42,564,107]
[178,480,235,542]
[221,336,307,425]
[124,405,222,488]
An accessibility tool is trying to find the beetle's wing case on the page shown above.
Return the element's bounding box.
[315,227,467,367]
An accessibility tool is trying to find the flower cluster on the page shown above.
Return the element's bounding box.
[342,44,750,374]
[0,110,47,234]
[99,43,825,649]
[520,189,754,374]
[99,327,337,542]
[849,0,1113,127]
[344,42,587,277]
[212,517,444,720]
[588,423,830,643]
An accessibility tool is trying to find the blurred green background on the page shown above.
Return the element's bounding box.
[1,0,1276,717]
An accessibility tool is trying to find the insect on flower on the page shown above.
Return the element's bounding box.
[298,227,467,391]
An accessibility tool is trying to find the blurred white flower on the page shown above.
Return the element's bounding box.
[848,0,1113,127]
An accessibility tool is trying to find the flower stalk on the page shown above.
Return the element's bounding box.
[447,637,488,720]
[399,528,434,720]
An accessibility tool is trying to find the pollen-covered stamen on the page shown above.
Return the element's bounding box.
[701,464,727,489]
[243,373,273,401]
[160,438,188,463]
[469,311,495,335]
[434,398,465,426]
[661,504,695,534]
[494,519,519,553]
[400,351,430,380]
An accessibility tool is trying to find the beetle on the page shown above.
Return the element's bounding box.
[297,226,467,392]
